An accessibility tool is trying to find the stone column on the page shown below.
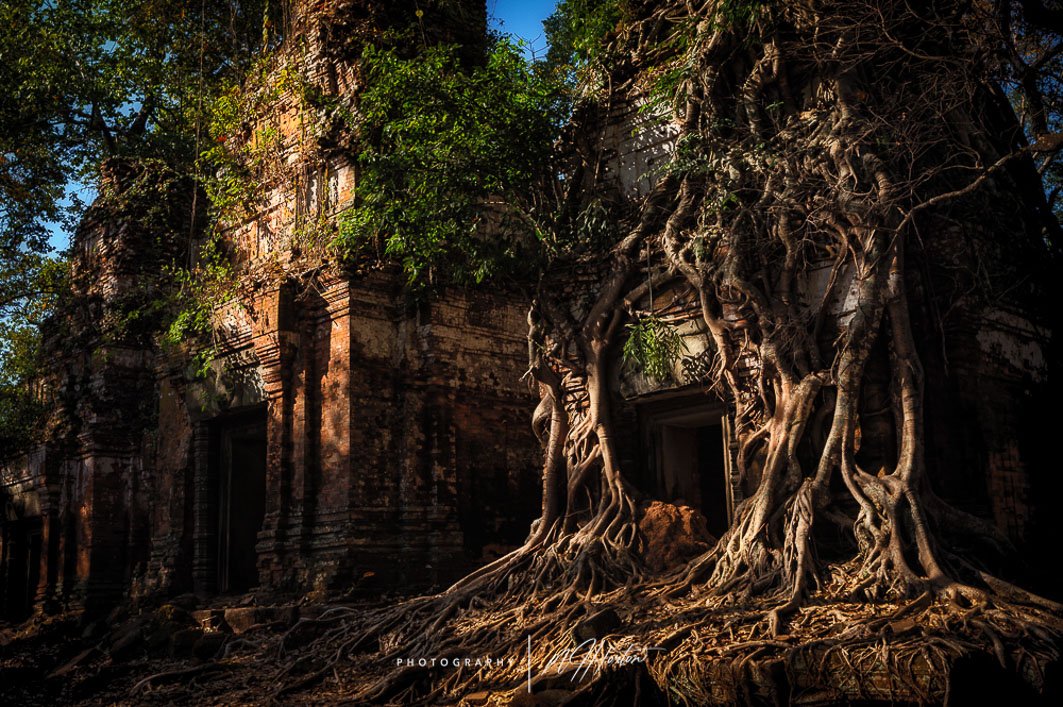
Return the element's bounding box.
[35,487,61,614]
[722,413,741,525]
[190,421,216,595]
[0,512,8,616]
[72,430,132,616]
[251,283,299,587]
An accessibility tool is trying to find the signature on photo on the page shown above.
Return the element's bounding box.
[526,636,666,691]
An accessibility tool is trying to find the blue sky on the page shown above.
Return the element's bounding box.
[488,0,558,60]
[45,1,561,252]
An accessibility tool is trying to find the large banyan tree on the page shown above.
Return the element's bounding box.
[527,0,1063,610]
[258,0,1063,703]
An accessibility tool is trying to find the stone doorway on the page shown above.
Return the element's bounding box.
[1,512,41,622]
[214,409,267,594]
[641,402,734,537]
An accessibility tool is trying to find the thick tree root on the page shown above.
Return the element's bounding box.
[118,563,1060,705]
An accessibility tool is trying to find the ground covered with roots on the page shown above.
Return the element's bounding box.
[2,538,1061,705]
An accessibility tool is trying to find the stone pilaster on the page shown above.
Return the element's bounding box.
[251,283,300,588]
[190,421,216,595]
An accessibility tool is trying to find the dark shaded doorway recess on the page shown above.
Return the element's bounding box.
[640,402,733,537]
[215,409,267,594]
[0,511,41,622]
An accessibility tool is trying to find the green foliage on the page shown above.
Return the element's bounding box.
[713,0,765,30]
[335,39,564,287]
[622,315,686,381]
[201,56,311,225]
[667,133,715,177]
[0,259,67,457]
[164,50,332,379]
[162,234,237,380]
[0,383,46,459]
[570,198,619,252]
[543,0,624,73]
[201,84,260,221]
[0,0,279,264]
[0,0,279,449]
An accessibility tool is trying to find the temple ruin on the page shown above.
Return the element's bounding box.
[1,0,1055,632]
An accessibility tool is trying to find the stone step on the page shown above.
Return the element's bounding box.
[191,605,299,634]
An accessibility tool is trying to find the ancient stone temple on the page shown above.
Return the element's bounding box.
[0,0,541,619]
[1,0,1057,628]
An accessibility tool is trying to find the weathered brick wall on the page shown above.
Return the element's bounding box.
[5,0,619,612]
[97,0,541,602]
[598,98,678,200]
[921,306,1050,543]
[0,160,197,615]
[137,269,539,598]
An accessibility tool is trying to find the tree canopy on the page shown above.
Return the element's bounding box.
[0,0,278,268]
[335,38,566,286]
[0,0,278,456]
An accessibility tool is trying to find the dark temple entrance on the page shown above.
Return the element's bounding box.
[214,408,267,594]
[640,401,733,537]
[0,508,41,622]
